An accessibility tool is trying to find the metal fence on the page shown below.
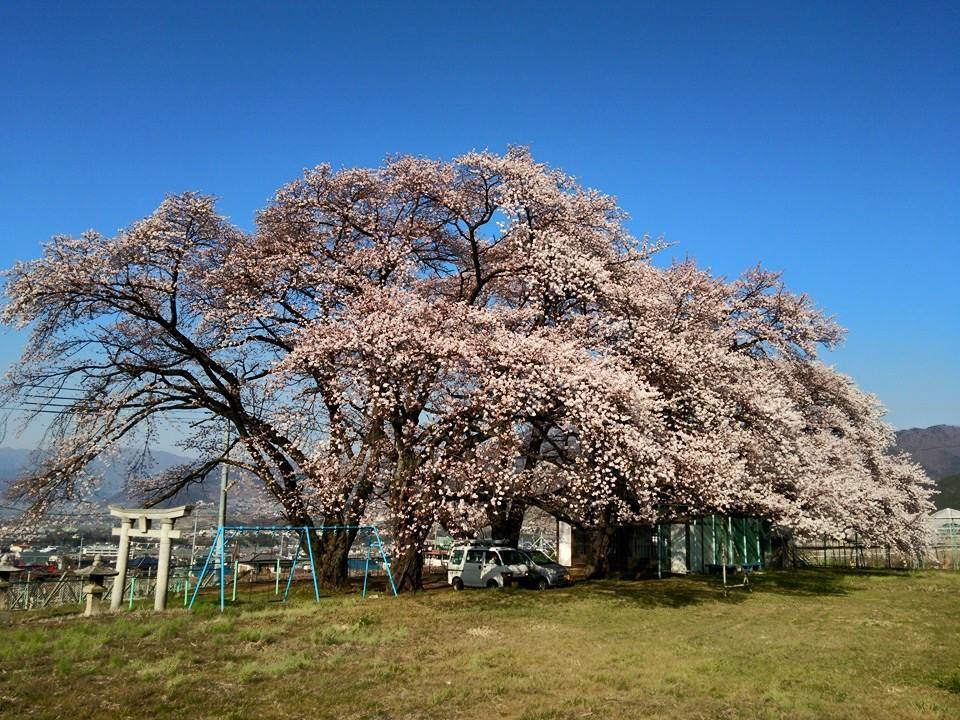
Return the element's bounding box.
[1,553,387,612]
[2,570,220,612]
[791,541,960,571]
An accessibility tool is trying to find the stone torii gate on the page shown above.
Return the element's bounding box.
[109,505,193,611]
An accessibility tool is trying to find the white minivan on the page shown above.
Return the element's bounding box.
[446,543,529,590]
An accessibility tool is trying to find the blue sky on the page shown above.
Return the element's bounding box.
[0,1,957,439]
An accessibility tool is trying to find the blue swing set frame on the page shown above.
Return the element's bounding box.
[188,524,398,611]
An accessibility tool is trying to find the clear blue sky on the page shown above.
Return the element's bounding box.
[1,1,957,436]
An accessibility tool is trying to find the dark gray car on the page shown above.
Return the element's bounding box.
[518,549,569,589]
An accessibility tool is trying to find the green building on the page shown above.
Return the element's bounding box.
[558,515,771,575]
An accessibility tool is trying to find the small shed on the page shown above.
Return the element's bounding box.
[557,515,770,576]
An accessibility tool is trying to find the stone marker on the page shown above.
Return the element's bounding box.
[75,554,118,617]
[0,553,21,614]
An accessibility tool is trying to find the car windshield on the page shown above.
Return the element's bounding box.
[497,550,525,565]
[523,551,554,564]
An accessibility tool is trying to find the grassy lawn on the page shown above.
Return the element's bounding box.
[1,569,959,719]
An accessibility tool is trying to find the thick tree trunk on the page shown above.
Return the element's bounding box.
[388,503,436,592]
[490,499,527,547]
[312,525,359,588]
[282,497,363,590]
[280,468,372,589]
[387,420,433,593]
[585,518,616,579]
[391,540,427,592]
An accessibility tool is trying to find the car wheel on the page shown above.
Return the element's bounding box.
[452,577,464,591]
[486,579,499,589]
[535,577,548,591]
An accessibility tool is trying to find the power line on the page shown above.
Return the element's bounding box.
[0,405,208,420]
[23,393,88,401]
[17,401,207,418]
[0,503,113,518]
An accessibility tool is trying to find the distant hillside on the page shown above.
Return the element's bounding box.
[894,425,960,510]
[895,425,960,479]
[0,447,277,520]
[0,447,192,502]
[933,475,960,510]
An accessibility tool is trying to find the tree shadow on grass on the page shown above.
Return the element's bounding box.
[548,567,867,609]
[433,575,749,611]
[350,567,913,615]
[571,577,746,609]
[749,568,850,596]
[754,566,920,595]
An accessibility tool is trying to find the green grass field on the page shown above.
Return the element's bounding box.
[2,569,959,719]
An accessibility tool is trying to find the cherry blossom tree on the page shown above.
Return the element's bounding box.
[0,194,359,581]
[1,148,934,590]
[218,147,665,588]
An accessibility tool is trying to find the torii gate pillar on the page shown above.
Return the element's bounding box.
[109,505,193,612]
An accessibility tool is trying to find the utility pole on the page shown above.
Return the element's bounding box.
[219,423,229,530]
[189,508,200,568]
[218,422,230,566]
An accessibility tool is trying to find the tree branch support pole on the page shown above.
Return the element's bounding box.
[652,504,662,580]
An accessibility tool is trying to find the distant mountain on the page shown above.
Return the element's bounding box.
[0,448,33,485]
[0,446,277,520]
[894,425,960,510]
[0,447,198,502]
[895,425,960,479]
